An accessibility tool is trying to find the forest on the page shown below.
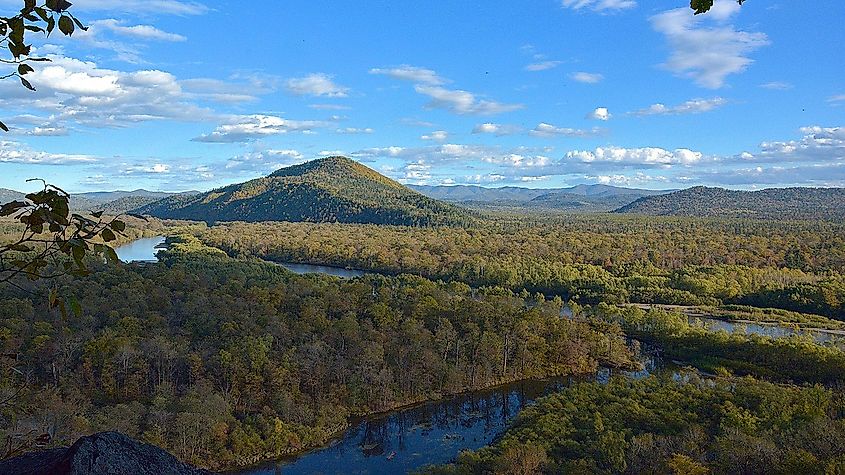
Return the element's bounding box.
[428,305,845,474]
[0,235,634,470]
[196,217,845,319]
[3,213,845,473]
[429,375,845,474]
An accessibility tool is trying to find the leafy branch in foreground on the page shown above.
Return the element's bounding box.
[0,180,124,317]
[0,0,86,132]
[691,0,746,15]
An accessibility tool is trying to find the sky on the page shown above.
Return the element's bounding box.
[0,0,843,193]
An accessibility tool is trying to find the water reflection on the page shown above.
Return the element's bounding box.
[238,375,594,475]
[688,316,843,345]
[114,236,166,262]
[274,262,367,279]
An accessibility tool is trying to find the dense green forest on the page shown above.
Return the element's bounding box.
[196,217,845,319]
[428,306,845,474]
[591,304,845,385]
[618,186,845,221]
[4,210,845,472]
[137,157,474,226]
[430,375,845,474]
[0,237,633,470]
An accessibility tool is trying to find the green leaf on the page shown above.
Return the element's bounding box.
[690,0,715,14]
[0,200,28,216]
[71,243,85,263]
[110,220,126,232]
[71,15,87,31]
[20,76,35,91]
[104,246,119,264]
[58,15,74,36]
[34,7,49,21]
[101,228,116,242]
[6,243,32,252]
[68,296,82,318]
[17,63,34,76]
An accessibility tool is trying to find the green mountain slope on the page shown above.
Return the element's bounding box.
[616,186,845,221]
[136,156,474,226]
[528,191,656,212]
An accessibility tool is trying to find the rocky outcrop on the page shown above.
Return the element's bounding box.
[0,432,214,475]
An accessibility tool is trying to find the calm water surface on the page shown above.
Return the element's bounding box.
[235,370,623,475]
[115,236,166,262]
[688,316,843,344]
[275,262,367,279]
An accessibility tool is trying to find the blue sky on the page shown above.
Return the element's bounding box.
[0,0,843,192]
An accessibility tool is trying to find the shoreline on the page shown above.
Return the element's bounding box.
[222,360,637,473]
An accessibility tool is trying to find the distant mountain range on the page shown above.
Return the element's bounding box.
[617,186,845,221]
[0,188,193,215]
[410,184,671,211]
[136,156,474,226]
[6,171,843,223]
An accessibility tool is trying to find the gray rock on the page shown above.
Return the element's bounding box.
[0,432,215,475]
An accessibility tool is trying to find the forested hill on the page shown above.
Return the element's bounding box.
[1,188,184,214]
[408,183,672,212]
[136,156,474,226]
[616,186,845,221]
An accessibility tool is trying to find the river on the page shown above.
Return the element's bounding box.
[275,262,367,279]
[115,236,167,262]
[115,237,841,473]
[233,362,665,475]
[687,315,844,344]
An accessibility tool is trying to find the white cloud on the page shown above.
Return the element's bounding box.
[651,1,768,88]
[402,161,432,181]
[570,72,604,84]
[353,143,551,167]
[753,126,845,163]
[286,73,349,98]
[472,123,523,136]
[336,127,374,134]
[421,130,449,141]
[565,146,703,165]
[530,123,605,138]
[0,140,96,164]
[587,107,611,121]
[561,0,637,12]
[0,55,218,128]
[224,149,306,173]
[415,85,523,116]
[369,65,447,85]
[309,104,351,111]
[828,94,845,104]
[371,66,521,116]
[760,81,793,90]
[694,163,845,187]
[481,154,551,168]
[193,115,328,143]
[91,19,186,42]
[631,97,728,116]
[588,172,668,187]
[180,78,264,104]
[525,61,562,72]
[464,174,507,184]
[26,126,70,136]
[37,0,209,15]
